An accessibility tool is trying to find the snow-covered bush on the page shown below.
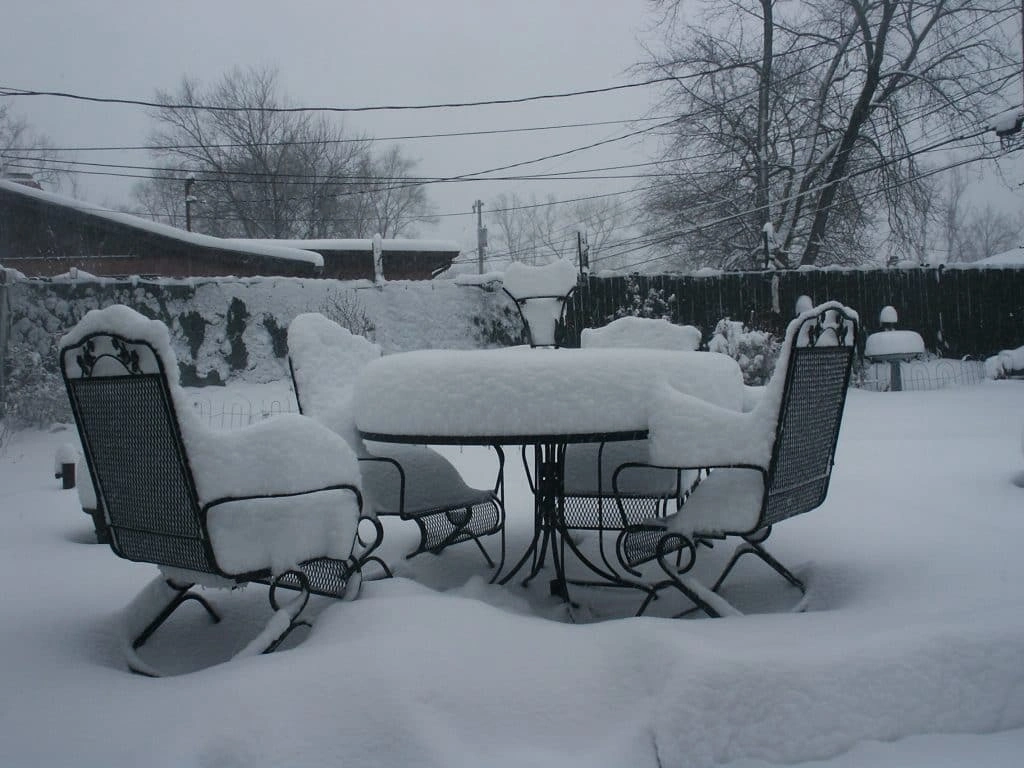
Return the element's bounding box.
[472,300,528,347]
[610,275,675,321]
[0,337,71,431]
[318,287,375,340]
[707,318,781,386]
[984,345,1024,379]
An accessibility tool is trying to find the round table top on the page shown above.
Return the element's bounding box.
[353,346,745,445]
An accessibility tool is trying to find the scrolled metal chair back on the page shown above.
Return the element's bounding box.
[761,306,858,528]
[61,333,215,573]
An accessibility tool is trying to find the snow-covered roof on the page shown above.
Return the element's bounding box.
[0,178,324,267]
[226,237,460,253]
[974,247,1024,266]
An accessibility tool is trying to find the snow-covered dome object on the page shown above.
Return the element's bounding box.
[880,305,898,325]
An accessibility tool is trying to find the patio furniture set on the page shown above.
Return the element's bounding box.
[60,259,859,674]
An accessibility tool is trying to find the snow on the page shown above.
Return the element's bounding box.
[985,345,1024,378]
[501,257,578,298]
[647,303,856,531]
[989,107,1023,134]
[0,178,324,266]
[3,374,1024,766]
[353,347,745,439]
[287,312,491,512]
[864,330,926,358]
[227,237,460,253]
[972,248,1024,265]
[581,316,701,351]
[59,305,363,576]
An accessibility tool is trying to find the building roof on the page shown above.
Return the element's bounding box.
[0,178,323,268]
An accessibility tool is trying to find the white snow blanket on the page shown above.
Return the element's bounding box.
[60,305,362,576]
[354,347,744,440]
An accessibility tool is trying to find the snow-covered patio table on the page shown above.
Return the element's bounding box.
[353,346,745,602]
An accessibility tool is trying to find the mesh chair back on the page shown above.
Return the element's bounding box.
[61,333,215,573]
[761,308,857,528]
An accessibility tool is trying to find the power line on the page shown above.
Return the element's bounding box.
[0,75,683,114]
[0,115,679,154]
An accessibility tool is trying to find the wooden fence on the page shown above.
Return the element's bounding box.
[565,266,1024,359]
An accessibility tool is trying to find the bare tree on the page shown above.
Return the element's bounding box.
[351,145,436,238]
[640,0,1018,269]
[133,66,436,239]
[961,203,1024,261]
[0,102,72,190]
[490,193,538,263]
[487,194,629,267]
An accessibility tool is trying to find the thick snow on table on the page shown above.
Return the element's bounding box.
[353,347,744,440]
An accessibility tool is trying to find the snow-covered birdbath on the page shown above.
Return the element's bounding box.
[501,258,578,347]
[863,306,925,391]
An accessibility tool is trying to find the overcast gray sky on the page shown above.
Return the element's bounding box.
[0,0,666,258]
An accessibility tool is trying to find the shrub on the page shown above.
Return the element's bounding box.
[708,318,780,386]
[319,288,375,339]
[610,275,675,321]
[1,337,72,434]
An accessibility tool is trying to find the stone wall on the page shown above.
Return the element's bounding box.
[2,274,524,387]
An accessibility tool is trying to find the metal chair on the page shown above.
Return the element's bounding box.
[611,301,859,617]
[560,317,704,583]
[287,313,505,573]
[60,305,383,675]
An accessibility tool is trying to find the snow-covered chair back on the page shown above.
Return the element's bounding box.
[288,312,507,571]
[61,305,376,673]
[60,307,213,574]
[619,301,859,617]
[580,316,701,351]
[762,303,858,527]
[288,312,380,456]
[502,258,578,347]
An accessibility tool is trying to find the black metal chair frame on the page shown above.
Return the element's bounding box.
[502,285,576,348]
[62,331,386,675]
[288,358,507,575]
[609,306,858,618]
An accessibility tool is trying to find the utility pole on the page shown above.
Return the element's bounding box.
[184,174,196,232]
[576,231,590,278]
[472,199,487,274]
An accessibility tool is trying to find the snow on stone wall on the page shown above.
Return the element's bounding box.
[4,275,524,386]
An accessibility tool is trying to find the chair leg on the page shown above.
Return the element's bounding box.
[653,534,743,618]
[712,537,806,595]
[123,577,221,677]
[235,571,313,659]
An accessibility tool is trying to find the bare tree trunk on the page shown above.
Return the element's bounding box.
[756,0,774,245]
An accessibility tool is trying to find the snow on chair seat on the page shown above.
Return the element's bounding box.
[579,316,701,352]
[287,312,506,571]
[612,301,859,618]
[60,305,383,676]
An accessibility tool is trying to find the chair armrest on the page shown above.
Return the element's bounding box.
[358,455,407,516]
[183,413,361,504]
[491,445,506,501]
[201,482,363,577]
[647,381,775,469]
[741,384,766,412]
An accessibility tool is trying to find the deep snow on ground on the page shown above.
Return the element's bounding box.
[1,379,1024,767]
